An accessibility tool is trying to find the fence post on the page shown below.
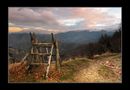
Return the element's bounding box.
[56,40,61,72]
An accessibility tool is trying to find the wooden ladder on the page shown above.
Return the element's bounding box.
[21,32,61,79]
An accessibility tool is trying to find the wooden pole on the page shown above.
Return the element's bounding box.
[28,32,61,79]
[55,40,61,72]
[55,42,57,70]
[51,33,57,70]
[51,33,58,70]
[45,44,54,79]
[51,33,55,43]
[21,53,29,63]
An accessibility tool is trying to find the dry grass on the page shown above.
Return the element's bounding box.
[59,58,90,82]
[8,53,122,83]
[8,62,63,83]
[73,53,122,83]
[98,65,118,80]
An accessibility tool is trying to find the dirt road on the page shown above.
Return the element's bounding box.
[73,53,122,83]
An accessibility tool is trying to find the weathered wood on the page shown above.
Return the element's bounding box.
[30,32,38,44]
[45,44,54,79]
[31,52,50,56]
[21,53,29,63]
[55,41,61,72]
[32,43,52,45]
[46,48,49,54]
[32,43,52,48]
[51,33,55,43]
[31,47,34,53]
[30,32,34,43]
[23,32,61,79]
[30,63,44,65]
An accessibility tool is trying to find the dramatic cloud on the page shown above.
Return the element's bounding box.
[9,8,62,28]
[9,27,23,32]
[8,7,121,33]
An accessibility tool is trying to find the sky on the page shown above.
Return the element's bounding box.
[8,7,121,33]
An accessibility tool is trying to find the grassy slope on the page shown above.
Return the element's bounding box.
[60,58,90,82]
[59,53,121,83]
[9,53,122,83]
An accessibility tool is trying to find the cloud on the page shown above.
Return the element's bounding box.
[9,22,15,26]
[58,18,84,26]
[8,7,121,33]
[9,7,63,30]
[9,27,23,32]
[50,7,121,29]
[65,8,120,29]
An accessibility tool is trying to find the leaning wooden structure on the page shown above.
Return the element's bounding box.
[21,32,61,79]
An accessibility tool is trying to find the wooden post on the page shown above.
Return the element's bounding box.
[51,33,55,43]
[39,47,43,64]
[30,32,33,43]
[46,48,49,54]
[45,33,55,79]
[55,42,58,70]
[21,53,29,63]
[45,44,54,79]
[55,40,61,72]
[51,33,58,70]
[26,32,61,79]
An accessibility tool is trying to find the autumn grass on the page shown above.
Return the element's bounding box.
[98,65,117,79]
[8,53,121,83]
[60,58,90,81]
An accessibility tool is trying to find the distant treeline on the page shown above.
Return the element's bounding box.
[66,28,121,59]
[8,28,120,62]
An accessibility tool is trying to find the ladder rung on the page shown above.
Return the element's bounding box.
[33,43,52,46]
[33,43,53,48]
[30,63,44,65]
[31,53,51,56]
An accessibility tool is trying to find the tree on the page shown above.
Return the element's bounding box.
[98,34,111,53]
[110,28,121,52]
[87,43,95,59]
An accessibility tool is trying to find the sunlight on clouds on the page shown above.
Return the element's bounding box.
[23,27,29,30]
[93,8,110,12]
[59,18,84,26]
[95,24,108,27]
[9,22,15,26]
[8,7,121,33]
[47,29,65,34]
[9,27,23,32]
[34,27,45,30]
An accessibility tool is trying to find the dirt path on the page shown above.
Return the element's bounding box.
[74,60,104,82]
[9,53,121,83]
[73,54,122,83]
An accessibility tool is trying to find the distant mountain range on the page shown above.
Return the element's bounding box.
[8,30,116,50]
[55,30,114,44]
[9,23,121,34]
[92,23,121,31]
[8,24,121,61]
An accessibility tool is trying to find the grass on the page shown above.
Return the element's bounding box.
[9,53,121,83]
[60,58,89,81]
[96,52,117,57]
[9,63,46,83]
[98,65,117,79]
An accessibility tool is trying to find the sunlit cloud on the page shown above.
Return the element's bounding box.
[8,7,121,33]
[9,27,23,32]
[9,22,15,26]
[59,18,84,26]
